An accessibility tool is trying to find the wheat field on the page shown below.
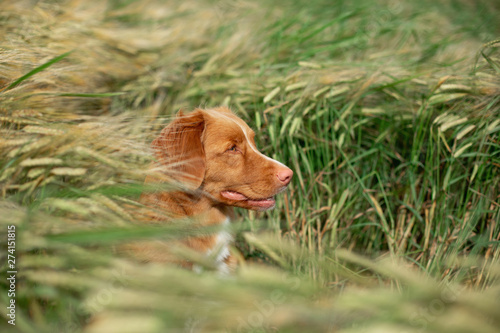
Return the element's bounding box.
[0,0,499,332]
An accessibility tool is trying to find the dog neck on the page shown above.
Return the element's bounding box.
[141,188,233,226]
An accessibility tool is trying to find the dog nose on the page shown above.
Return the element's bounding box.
[277,167,293,185]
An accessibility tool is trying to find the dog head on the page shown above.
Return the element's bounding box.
[151,107,293,211]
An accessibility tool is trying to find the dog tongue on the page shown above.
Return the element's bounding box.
[221,191,247,201]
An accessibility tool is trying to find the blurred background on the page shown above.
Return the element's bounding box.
[0,0,499,332]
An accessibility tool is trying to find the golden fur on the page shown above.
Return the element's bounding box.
[129,107,293,272]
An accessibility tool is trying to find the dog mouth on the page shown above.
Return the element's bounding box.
[220,190,276,209]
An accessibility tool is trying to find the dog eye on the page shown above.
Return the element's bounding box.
[227,144,239,153]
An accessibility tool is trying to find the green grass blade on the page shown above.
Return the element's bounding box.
[481,51,500,74]
[3,50,73,91]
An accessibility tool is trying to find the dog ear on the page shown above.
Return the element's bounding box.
[151,110,206,190]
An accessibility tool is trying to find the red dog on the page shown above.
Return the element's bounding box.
[136,107,292,273]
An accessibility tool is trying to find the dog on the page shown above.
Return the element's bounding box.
[132,106,293,273]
